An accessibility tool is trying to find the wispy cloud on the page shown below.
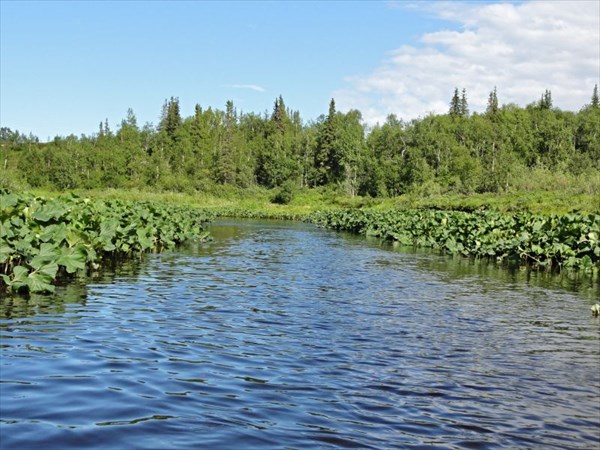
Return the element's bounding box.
[223,84,267,93]
[335,1,600,125]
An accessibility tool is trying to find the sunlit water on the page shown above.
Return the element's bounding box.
[1,220,599,449]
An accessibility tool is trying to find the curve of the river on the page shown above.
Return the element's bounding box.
[1,219,599,449]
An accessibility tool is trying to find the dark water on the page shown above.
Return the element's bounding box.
[1,220,599,449]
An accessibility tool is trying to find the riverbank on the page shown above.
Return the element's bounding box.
[67,188,600,275]
[2,188,599,295]
[310,209,599,274]
[33,186,600,216]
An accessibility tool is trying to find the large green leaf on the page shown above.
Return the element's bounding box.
[27,265,57,293]
[0,193,19,210]
[136,227,154,251]
[37,261,59,279]
[100,219,119,239]
[39,223,68,244]
[0,220,12,238]
[5,265,29,291]
[57,245,87,274]
[33,202,68,223]
[30,243,59,270]
[0,244,13,263]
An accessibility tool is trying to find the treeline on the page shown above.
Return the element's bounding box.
[1,86,599,197]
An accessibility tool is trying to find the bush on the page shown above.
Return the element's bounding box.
[271,182,295,205]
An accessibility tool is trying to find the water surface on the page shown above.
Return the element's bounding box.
[1,220,599,449]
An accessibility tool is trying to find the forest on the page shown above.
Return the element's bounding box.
[1,86,599,201]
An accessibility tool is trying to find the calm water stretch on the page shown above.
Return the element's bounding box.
[1,220,599,449]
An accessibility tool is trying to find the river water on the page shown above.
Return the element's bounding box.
[1,220,599,449]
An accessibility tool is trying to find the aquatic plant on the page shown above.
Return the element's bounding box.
[310,209,600,273]
[0,190,210,294]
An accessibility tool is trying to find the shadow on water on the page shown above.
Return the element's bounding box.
[360,234,600,303]
[0,257,146,320]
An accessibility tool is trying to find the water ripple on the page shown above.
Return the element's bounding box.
[1,220,599,449]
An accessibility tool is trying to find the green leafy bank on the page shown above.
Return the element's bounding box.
[310,209,600,274]
[0,191,210,294]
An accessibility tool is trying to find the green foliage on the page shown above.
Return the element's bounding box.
[539,89,553,110]
[159,97,182,141]
[1,88,599,200]
[271,181,296,205]
[310,208,600,274]
[486,87,499,116]
[0,190,210,294]
[314,99,341,185]
[592,84,599,108]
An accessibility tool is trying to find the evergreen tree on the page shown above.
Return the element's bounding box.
[159,97,182,140]
[449,88,461,117]
[539,89,553,109]
[117,108,143,186]
[271,95,290,132]
[314,98,341,185]
[592,84,599,108]
[215,100,238,184]
[255,95,298,188]
[103,118,111,136]
[460,88,469,117]
[486,87,499,115]
[125,108,138,129]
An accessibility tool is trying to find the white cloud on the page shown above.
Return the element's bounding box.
[334,1,600,125]
[223,84,267,93]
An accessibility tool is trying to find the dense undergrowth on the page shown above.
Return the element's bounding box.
[0,190,210,294]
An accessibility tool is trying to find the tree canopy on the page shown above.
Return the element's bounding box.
[1,87,599,197]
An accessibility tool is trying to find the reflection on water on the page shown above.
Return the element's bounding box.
[0,257,146,320]
[0,282,86,320]
[1,219,599,449]
[364,235,600,302]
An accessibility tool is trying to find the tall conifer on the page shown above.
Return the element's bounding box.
[449,88,461,117]
[460,88,469,117]
[486,87,499,115]
[591,84,599,108]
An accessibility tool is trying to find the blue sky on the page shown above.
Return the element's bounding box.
[1,1,598,140]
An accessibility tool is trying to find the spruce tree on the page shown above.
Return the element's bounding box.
[216,100,237,184]
[459,88,469,117]
[160,97,182,140]
[486,87,499,115]
[270,95,289,133]
[592,84,599,108]
[539,89,553,109]
[315,98,341,185]
[449,88,461,117]
[125,108,138,129]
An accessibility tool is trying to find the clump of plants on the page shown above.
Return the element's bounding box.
[310,208,600,273]
[270,182,296,205]
[0,190,210,294]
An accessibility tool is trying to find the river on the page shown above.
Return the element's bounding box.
[1,219,599,449]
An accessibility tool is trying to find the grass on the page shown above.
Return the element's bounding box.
[28,186,599,217]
